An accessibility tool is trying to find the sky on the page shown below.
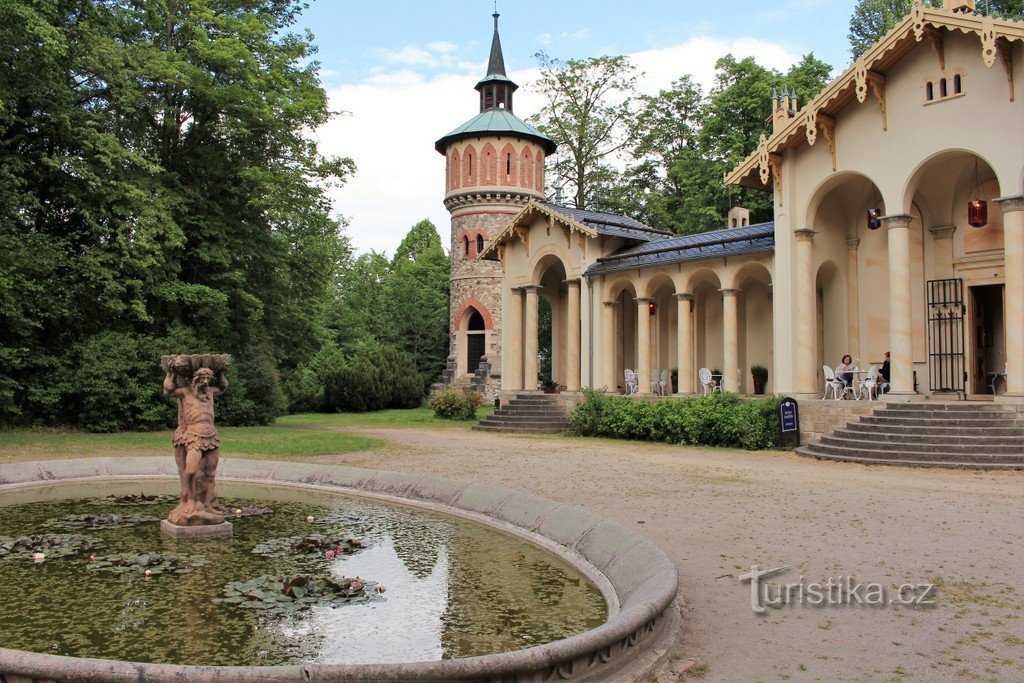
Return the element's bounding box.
[295,1,861,255]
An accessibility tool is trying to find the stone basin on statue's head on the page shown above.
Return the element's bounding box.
[0,458,679,681]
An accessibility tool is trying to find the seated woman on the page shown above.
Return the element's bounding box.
[877,351,890,393]
[835,354,856,393]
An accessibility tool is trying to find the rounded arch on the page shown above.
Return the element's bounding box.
[641,271,677,299]
[500,143,517,186]
[520,146,534,190]
[462,144,477,187]
[481,143,497,186]
[448,148,461,192]
[529,247,572,285]
[900,148,1002,216]
[604,275,638,302]
[804,171,884,234]
[726,259,773,290]
[455,298,493,331]
[683,267,723,294]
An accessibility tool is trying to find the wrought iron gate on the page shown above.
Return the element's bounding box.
[926,278,966,394]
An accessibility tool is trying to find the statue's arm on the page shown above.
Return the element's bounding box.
[163,371,185,397]
[212,369,228,396]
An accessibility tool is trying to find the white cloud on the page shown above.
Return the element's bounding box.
[561,28,590,41]
[535,32,552,45]
[379,45,438,67]
[316,35,801,255]
[427,40,458,54]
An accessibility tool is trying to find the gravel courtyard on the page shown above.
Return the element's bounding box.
[311,427,1024,682]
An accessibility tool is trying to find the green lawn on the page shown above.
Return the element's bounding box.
[0,406,493,463]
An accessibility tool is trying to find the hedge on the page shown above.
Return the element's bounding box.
[569,389,784,450]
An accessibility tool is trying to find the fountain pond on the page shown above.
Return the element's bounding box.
[0,480,607,667]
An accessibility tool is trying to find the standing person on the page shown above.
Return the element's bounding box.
[836,354,856,394]
[878,351,890,393]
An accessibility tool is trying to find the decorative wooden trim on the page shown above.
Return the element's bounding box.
[866,71,888,131]
[757,134,770,185]
[514,226,530,255]
[769,154,783,205]
[997,37,1015,101]
[925,26,945,69]
[981,16,997,68]
[818,114,836,171]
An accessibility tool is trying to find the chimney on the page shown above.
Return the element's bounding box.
[728,206,751,229]
[943,0,976,13]
[772,86,790,133]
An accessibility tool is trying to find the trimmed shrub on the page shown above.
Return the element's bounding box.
[429,387,483,420]
[569,392,784,450]
[320,344,424,413]
[215,353,287,426]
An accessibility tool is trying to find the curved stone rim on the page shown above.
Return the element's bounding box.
[0,457,679,682]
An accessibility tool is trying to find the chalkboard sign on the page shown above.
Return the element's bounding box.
[779,397,800,446]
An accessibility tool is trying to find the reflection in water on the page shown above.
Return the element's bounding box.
[0,480,606,665]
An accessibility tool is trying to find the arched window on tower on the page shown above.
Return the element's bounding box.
[463,236,470,257]
[476,234,484,254]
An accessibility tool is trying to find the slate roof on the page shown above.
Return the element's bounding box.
[543,203,672,242]
[435,110,557,154]
[585,221,775,276]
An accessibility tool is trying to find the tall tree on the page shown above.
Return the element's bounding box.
[848,0,941,58]
[529,53,640,210]
[0,0,353,428]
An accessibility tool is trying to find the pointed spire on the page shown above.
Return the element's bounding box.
[772,87,778,100]
[487,12,507,77]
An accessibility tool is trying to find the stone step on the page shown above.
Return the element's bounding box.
[833,427,1024,443]
[840,423,1023,438]
[478,419,571,429]
[858,415,1018,428]
[795,446,1024,470]
[819,434,1024,455]
[882,402,1011,412]
[802,444,1019,464]
[473,424,566,434]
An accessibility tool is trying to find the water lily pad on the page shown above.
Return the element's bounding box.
[42,513,159,531]
[87,552,208,575]
[251,535,362,559]
[0,534,102,560]
[224,505,274,518]
[215,574,383,613]
[90,493,176,506]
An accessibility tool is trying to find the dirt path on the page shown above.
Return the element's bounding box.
[307,427,1024,682]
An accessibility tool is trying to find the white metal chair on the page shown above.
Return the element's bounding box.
[822,365,845,400]
[650,369,663,396]
[624,369,639,396]
[699,368,721,396]
[659,369,671,396]
[858,365,879,401]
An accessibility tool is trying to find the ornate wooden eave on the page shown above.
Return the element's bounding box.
[478,199,599,261]
[724,3,1024,190]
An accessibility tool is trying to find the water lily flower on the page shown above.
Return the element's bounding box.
[32,552,45,562]
[334,546,343,554]
[306,515,314,523]
[235,509,242,514]
[88,555,95,561]
[350,580,362,591]
[377,585,386,593]
[144,569,152,576]
[325,550,335,559]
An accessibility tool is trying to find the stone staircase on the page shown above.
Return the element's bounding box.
[796,402,1024,469]
[474,393,573,434]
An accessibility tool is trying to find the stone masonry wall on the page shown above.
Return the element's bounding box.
[797,400,876,445]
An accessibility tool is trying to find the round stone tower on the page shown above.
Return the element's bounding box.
[434,12,556,395]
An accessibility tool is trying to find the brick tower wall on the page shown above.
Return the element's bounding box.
[441,137,547,395]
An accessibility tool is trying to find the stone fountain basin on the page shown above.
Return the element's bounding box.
[0,457,679,682]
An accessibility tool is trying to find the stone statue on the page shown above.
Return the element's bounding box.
[162,355,230,527]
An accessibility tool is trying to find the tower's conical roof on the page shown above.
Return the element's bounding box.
[475,13,516,90]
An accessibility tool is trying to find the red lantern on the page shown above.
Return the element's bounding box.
[648,301,657,315]
[968,199,988,228]
[867,208,882,230]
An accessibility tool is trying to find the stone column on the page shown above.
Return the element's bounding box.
[564,278,581,391]
[794,229,816,394]
[522,285,542,392]
[675,293,695,394]
[508,287,524,390]
[602,301,617,390]
[883,214,915,398]
[996,196,1024,399]
[636,297,654,394]
[846,238,861,362]
[721,289,740,393]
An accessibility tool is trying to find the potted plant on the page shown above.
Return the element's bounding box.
[751,364,768,395]
[542,378,559,394]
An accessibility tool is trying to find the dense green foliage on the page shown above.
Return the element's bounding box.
[321,344,424,413]
[530,52,833,234]
[0,2,450,430]
[848,0,1023,59]
[429,387,484,421]
[570,390,784,450]
[0,0,352,430]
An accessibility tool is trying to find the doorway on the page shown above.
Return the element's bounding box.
[969,285,1005,395]
[466,310,485,375]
